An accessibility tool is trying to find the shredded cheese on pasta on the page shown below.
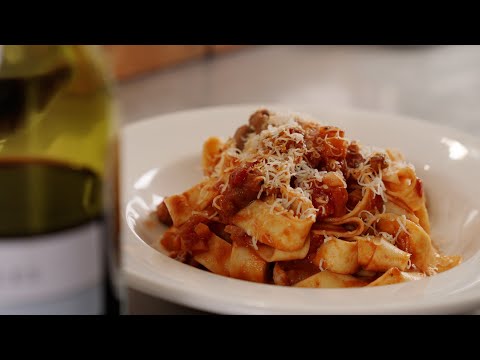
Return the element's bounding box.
[212,114,356,222]
[156,108,462,289]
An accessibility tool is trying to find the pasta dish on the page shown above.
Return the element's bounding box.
[155,108,461,288]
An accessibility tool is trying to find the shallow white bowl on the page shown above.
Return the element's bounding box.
[122,104,480,314]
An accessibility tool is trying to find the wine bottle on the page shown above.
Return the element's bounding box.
[0,45,125,314]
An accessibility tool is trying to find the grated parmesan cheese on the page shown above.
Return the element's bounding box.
[394,215,410,240]
[318,258,326,271]
[212,195,222,210]
[378,231,395,244]
[323,235,336,243]
[210,109,402,223]
[251,236,259,250]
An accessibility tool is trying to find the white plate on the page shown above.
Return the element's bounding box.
[121,104,480,314]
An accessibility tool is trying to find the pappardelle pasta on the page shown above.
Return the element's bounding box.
[155,109,461,288]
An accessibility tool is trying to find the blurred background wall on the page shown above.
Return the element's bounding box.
[105,45,480,139]
[103,45,245,80]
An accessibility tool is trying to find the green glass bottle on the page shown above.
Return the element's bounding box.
[0,45,125,314]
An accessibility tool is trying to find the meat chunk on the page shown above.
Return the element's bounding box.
[224,225,251,247]
[156,200,173,226]
[369,153,388,173]
[233,124,252,150]
[346,141,364,169]
[248,109,270,134]
[216,165,263,222]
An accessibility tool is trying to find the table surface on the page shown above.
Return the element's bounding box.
[118,45,480,315]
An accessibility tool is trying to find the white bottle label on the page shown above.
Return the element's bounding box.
[0,222,104,315]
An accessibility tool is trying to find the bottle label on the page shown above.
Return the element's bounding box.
[0,222,104,314]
